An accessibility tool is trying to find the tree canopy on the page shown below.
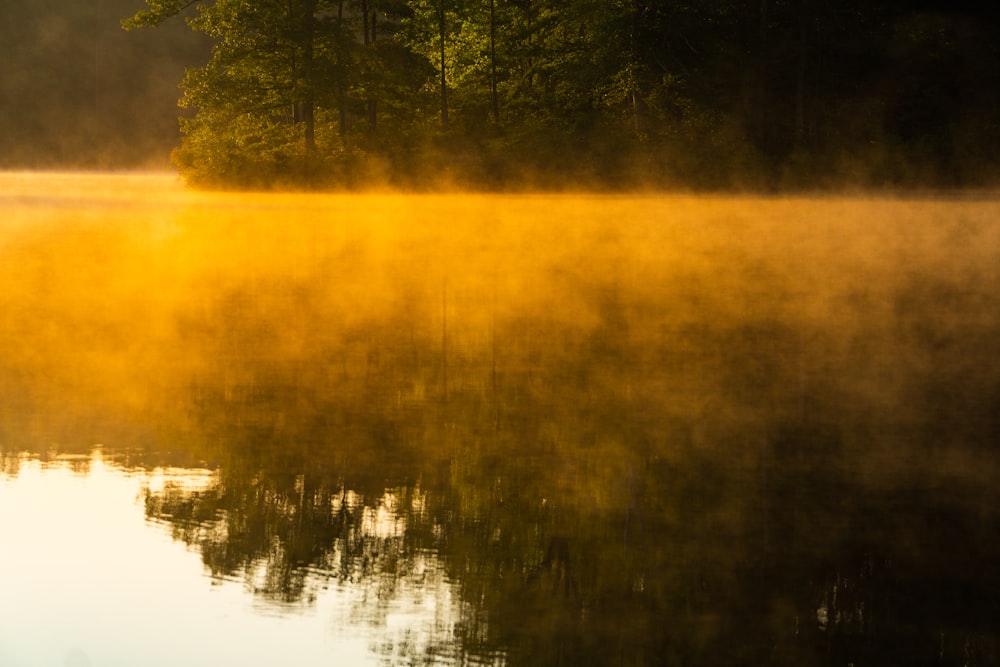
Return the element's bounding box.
[124,0,1000,190]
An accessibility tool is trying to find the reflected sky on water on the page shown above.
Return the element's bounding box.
[0,450,473,667]
[1,173,999,666]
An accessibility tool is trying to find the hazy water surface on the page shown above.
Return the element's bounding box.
[1,173,999,666]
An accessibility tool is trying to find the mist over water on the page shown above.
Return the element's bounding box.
[1,173,999,665]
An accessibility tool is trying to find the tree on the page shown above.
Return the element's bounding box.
[125,0,435,185]
[125,0,329,182]
[124,0,1000,188]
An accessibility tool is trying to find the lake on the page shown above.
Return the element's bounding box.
[1,172,998,666]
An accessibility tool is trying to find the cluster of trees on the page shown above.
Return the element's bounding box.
[125,0,1000,189]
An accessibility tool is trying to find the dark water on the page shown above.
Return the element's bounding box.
[1,174,999,666]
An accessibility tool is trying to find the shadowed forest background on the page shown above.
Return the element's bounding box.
[2,0,1000,189]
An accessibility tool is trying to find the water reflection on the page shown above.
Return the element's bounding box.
[0,450,477,666]
[1,174,999,665]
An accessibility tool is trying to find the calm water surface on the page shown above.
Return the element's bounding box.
[1,173,999,666]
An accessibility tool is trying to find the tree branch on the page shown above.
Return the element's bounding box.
[122,0,201,30]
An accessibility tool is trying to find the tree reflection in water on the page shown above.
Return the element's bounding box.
[2,188,1000,665]
[135,264,1000,666]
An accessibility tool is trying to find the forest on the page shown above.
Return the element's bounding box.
[1,1,998,188]
[116,0,1000,189]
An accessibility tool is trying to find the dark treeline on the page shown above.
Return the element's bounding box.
[117,0,1000,189]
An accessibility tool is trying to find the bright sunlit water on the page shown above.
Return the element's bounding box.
[1,172,999,666]
[0,452,428,667]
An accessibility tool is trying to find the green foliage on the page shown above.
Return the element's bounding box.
[125,0,1000,189]
[121,0,197,30]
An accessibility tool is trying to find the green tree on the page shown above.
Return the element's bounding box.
[124,0,1000,188]
[126,0,434,186]
[125,0,334,183]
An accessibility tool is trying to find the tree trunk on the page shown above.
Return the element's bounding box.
[362,0,378,131]
[439,0,449,128]
[362,0,370,45]
[630,0,645,135]
[489,0,499,123]
[795,0,807,144]
[303,0,316,151]
[336,0,348,137]
[754,0,769,149]
[288,0,299,125]
[368,9,377,129]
